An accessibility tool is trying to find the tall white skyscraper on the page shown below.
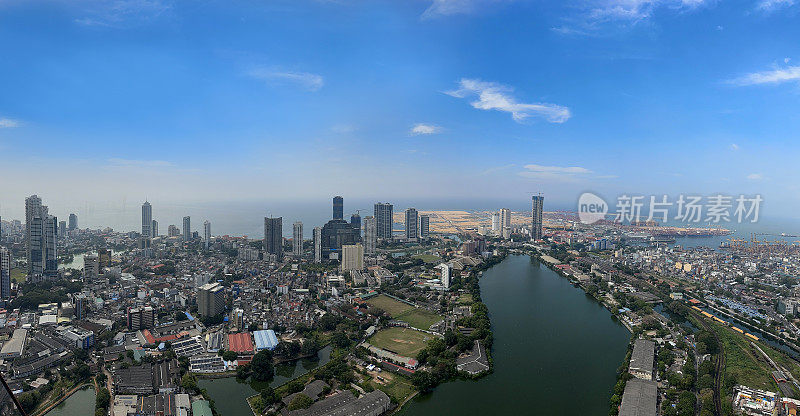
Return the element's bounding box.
[419,214,430,239]
[532,195,544,240]
[293,222,303,257]
[142,201,152,237]
[405,208,418,240]
[500,208,512,239]
[25,195,57,280]
[152,220,159,237]
[183,216,191,241]
[363,216,376,255]
[203,220,211,250]
[491,212,500,233]
[313,226,322,263]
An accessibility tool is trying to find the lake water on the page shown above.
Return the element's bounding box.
[43,385,95,416]
[398,254,631,416]
[199,346,332,416]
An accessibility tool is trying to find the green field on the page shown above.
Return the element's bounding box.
[368,327,432,357]
[370,376,416,403]
[708,320,776,391]
[396,309,443,331]
[366,295,414,316]
[413,254,441,264]
[458,293,474,304]
[10,269,26,283]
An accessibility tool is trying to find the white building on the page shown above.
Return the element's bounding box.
[435,263,451,289]
[293,221,303,257]
[341,243,364,272]
[363,216,376,255]
[203,220,211,250]
[313,227,322,263]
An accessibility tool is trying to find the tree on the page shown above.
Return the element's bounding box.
[222,350,238,362]
[288,394,313,411]
[96,387,110,410]
[251,350,274,381]
[260,386,279,408]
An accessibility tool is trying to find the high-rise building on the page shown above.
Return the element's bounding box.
[500,208,511,238]
[26,196,57,280]
[151,220,159,237]
[84,254,99,280]
[532,195,544,241]
[341,243,364,272]
[68,213,78,231]
[58,220,67,238]
[293,222,303,257]
[420,214,430,239]
[204,220,211,250]
[142,201,152,237]
[98,248,111,268]
[405,208,418,240]
[0,247,11,304]
[350,213,361,236]
[374,202,393,240]
[198,282,225,317]
[168,224,180,237]
[127,306,155,330]
[333,196,344,220]
[363,216,376,255]
[263,217,283,261]
[436,263,451,290]
[491,213,500,233]
[313,227,322,263]
[183,216,191,241]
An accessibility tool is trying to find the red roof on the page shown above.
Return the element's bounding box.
[228,332,254,353]
[142,329,156,345]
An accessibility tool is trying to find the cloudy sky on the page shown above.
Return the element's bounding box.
[1,0,800,225]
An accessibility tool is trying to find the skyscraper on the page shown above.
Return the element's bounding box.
[333,196,343,220]
[374,202,393,240]
[263,217,283,261]
[363,216,376,254]
[183,216,191,241]
[151,220,159,237]
[340,243,364,272]
[350,213,361,236]
[405,208,418,240]
[491,212,500,233]
[420,214,430,239]
[26,195,57,279]
[142,201,152,237]
[197,282,225,317]
[293,221,303,257]
[59,220,67,238]
[500,208,512,239]
[203,220,211,250]
[68,213,78,230]
[531,195,543,241]
[0,246,10,304]
[313,226,322,263]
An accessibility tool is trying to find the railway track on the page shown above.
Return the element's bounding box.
[692,311,724,416]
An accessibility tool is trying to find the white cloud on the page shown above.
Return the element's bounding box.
[246,68,324,92]
[518,164,594,180]
[410,123,443,135]
[0,118,20,128]
[746,173,764,180]
[445,78,571,123]
[730,143,739,151]
[757,0,794,12]
[74,0,171,27]
[421,0,509,19]
[554,0,710,35]
[728,65,800,86]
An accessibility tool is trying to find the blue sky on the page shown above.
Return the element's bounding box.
[1,0,800,223]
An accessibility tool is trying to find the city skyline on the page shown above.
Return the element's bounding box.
[1,1,799,219]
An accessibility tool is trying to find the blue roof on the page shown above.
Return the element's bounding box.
[185,311,195,321]
[253,329,279,350]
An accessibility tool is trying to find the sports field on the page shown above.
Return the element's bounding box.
[366,295,414,316]
[366,295,442,330]
[396,309,443,331]
[368,327,432,357]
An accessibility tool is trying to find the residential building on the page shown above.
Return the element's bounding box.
[203,220,211,250]
[363,216,377,255]
[182,216,191,241]
[263,217,283,261]
[532,195,543,240]
[405,208,418,240]
[197,282,225,317]
[0,247,10,304]
[341,243,364,272]
[151,219,159,237]
[142,201,152,237]
[313,226,322,263]
[420,214,430,239]
[68,213,77,230]
[293,221,303,257]
[374,202,393,240]
[333,196,344,220]
[84,254,99,280]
